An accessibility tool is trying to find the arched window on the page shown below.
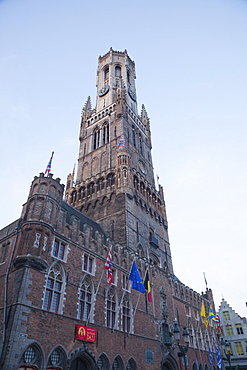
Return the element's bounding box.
[97,353,110,370]
[102,123,109,144]
[104,66,109,80]
[122,294,131,332]
[93,128,100,149]
[106,287,117,329]
[126,358,137,370]
[79,186,86,199]
[106,173,115,187]
[97,177,105,191]
[78,275,93,322]
[18,343,43,370]
[115,65,121,77]
[43,263,65,313]
[127,70,130,84]
[112,355,124,370]
[47,346,66,369]
[87,182,95,195]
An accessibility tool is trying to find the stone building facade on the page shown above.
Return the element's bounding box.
[0,49,219,370]
[218,299,247,370]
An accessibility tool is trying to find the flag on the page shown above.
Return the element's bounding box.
[118,139,125,147]
[195,359,199,370]
[144,270,152,302]
[45,152,54,175]
[201,302,208,327]
[209,346,213,370]
[208,306,216,321]
[215,341,223,370]
[215,313,223,333]
[104,248,113,285]
[129,261,145,293]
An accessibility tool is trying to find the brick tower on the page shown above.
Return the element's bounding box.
[65,48,173,274]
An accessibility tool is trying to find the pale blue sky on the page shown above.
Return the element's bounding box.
[1,0,247,316]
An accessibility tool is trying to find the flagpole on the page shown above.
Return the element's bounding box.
[86,269,104,326]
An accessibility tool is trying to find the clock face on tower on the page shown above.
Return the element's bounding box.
[99,84,110,97]
[128,87,136,101]
[138,159,147,174]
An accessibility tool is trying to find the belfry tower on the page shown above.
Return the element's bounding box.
[65,48,173,273]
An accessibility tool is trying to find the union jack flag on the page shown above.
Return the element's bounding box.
[45,152,54,175]
[118,139,125,147]
[104,248,112,285]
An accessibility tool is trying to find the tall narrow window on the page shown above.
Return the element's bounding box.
[235,342,244,355]
[102,123,109,144]
[115,66,121,77]
[93,129,100,149]
[82,254,94,274]
[104,66,109,80]
[236,324,244,335]
[106,288,117,328]
[52,239,66,260]
[122,295,131,332]
[43,263,64,313]
[78,276,93,321]
[139,133,143,155]
[132,126,136,147]
[226,325,234,336]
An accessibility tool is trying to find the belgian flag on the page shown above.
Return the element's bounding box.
[144,270,152,303]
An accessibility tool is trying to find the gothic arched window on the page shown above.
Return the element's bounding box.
[106,287,117,329]
[126,358,137,370]
[19,343,43,370]
[47,346,66,369]
[43,263,65,313]
[106,173,115,187]
[93,128,100,150]
[122,294,131,332]
[78,275,93,322]
[102,123,109,144]
[112,355,124,370]
[97,353,110,370]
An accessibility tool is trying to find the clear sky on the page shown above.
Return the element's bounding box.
[1,0,247,316]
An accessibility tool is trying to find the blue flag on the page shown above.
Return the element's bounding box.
[209,346,213,370]
[129,261,145,293]
[214,341,223,370]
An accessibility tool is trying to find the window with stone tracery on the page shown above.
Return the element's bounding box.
[78,276,93,321]
[106,287,117,329]
[43,263,65,313]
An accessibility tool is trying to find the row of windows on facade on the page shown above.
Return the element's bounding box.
[222,324,244,336]
[43,262,133,332]
[174,282,202,307]
[133,175,162,207]
[19,343,137,370]
[103,64,130,83]
[220,340,247,356]
[92,121,146,159]
[52,238,162,274]
[70,173,115,202]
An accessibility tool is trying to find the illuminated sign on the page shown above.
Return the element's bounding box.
[75,324,97,343]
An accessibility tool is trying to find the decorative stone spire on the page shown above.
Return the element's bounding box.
[141,104,150,128]
[81,96,92,119]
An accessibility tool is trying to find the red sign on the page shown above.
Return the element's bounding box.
[75,324,97,343]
